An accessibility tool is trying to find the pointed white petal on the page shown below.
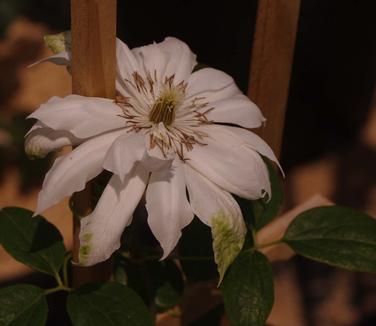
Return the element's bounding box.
[220,125,283,174]
[158,37,197,83]
[25,126,79,158]
[186,68,241,102]
[103,133,144,181]
[28,95,125,138]
[132,42,169,86]
[184,165,246,283]
[79,166,148,266]
[205,94,265,129]
[28,52,71,68]
[132,37,196,85]
[116,38,141,95]
[184,165,244,227]
[104,132,172,180]
[36,129,126,214]
[146,163,194,259]
[186,125,271,199]
[145,126,176,161]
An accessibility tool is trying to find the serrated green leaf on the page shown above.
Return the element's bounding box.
[0,284,48,326]
[67,282,153,326]
[0,207,65,276]
[252,159,283,230]
[284,206,376,272]
[221,251,274,326]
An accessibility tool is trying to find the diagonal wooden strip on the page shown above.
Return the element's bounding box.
[248,0,301,158]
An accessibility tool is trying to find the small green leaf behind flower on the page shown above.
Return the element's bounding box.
[221,251,274,326]
[284,206,376,272]
[0,207,66,276]
[67,282,153,326]
[0,284,48,326]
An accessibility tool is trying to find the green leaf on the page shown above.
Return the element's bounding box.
[0,284,48,326]
[221,251,274,326]
[0,207,66,276]
[67,282,153,326]
[284,206,376,272]
[252,159,283,230]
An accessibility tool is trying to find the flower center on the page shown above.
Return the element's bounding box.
[149,88,183,125]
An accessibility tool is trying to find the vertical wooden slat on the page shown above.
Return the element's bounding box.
[248,0,301,158]
[71,0,117,287]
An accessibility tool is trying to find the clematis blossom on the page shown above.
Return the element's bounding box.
[26,36,280,280]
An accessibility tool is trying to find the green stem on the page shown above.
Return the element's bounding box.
[44,285,72,296]
[255,239,283,250]
[246,238,283,253]
[54,271,64,287]
[120,252,214,263]
[63,253,72,286]
[174,256,214,261]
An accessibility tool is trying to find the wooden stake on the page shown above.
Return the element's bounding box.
[71,0,117,287]
[248,0,301,158]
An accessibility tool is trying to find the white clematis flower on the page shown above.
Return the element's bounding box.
[26,36,279,280]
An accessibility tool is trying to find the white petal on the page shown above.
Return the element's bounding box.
[220,125,283,174]
[186,68,241,102]
[157,37,197,83]
[132,42,169,86]
[104,132,172,180]
[103,133,145,181]
[25,126,79,158]
[132,37,196,85]
[28,95,125,138]
[145,126,176,161]
[116,38,141,95]
[184,165,246,283]
[36,129,126,214]
[186,125,271,199]
[146,162,194,259]
[206,94,265,129]
[79,166,148,266]
[184,165,244,227]
[29,52,71,68]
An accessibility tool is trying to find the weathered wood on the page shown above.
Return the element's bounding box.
[71,0,117,287]
[248,0,301,158]
[71,0,117,98]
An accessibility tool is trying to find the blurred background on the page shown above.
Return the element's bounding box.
[0,0,376,325]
